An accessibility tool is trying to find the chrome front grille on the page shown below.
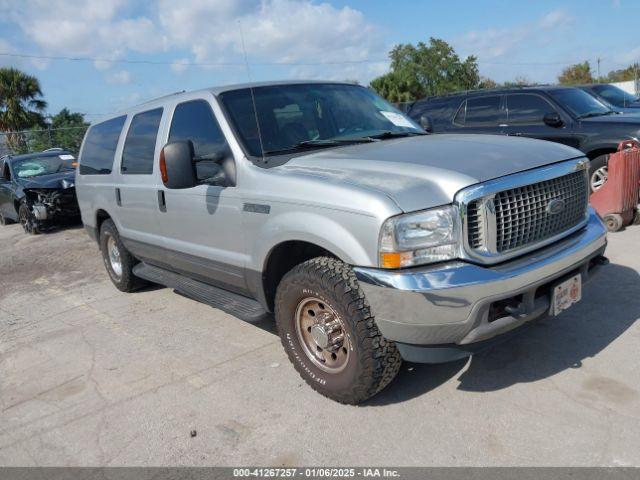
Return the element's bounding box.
[492,171,588,252]
[467,200,484,249]
[462,162,590,263]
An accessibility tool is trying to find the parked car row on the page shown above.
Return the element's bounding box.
[408,84,640,192]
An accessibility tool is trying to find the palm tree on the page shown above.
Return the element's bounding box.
[0,67,47,153]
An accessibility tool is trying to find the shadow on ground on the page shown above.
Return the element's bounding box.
[367,262,639,405]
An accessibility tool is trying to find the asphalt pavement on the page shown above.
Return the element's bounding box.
[1,222,639,466]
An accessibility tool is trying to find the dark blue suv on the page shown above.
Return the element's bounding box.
[408,86,640,191]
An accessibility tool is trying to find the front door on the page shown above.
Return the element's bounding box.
[157,97,247,294]
[503,93,580,149]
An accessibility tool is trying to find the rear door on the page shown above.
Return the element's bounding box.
[113,108,167,264]
[453,95,506,135]
[504,93,580,148]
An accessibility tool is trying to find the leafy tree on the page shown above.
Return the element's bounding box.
[558,61,594,85]
[0,67,47,153]
[370,38,481,102]
[605,63,639,83]
[503,75,533,87]
[478,77,499,89]
[28,108,89,155]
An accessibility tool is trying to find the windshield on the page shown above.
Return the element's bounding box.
[219,83,423,157]
[547,88,613,118]
[592,84,639,108]
[13,154,76,179]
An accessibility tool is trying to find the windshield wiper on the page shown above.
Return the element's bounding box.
[263,138,375,155]
[362,131,428,140]
[578,111,616,119]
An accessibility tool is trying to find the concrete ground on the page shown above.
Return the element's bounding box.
[0,222,639,467]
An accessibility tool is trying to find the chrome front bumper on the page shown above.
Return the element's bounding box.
[353,210,607,360]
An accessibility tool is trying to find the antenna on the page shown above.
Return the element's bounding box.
[238,21,266,164]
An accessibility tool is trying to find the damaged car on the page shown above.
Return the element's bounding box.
[0,149,80,234]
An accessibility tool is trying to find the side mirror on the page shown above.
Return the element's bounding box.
[160,141,197,189]
[543,112,563,128]
[420,114,433,133]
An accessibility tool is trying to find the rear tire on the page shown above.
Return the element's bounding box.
[589,154,609,192]
[275,257,401,404]
[99,219,140,292]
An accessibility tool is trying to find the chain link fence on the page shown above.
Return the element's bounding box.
[0,126,88,158]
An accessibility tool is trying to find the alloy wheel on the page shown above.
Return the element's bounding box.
[590,166,608,191]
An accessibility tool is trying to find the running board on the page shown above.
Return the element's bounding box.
[133,262,267,321]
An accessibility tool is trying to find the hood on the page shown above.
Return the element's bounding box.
[280,134,583,212]
[17,170,76,190]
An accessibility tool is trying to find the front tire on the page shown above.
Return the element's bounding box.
[18,203,39,234]
[99,219,139,292]
[275,257,401,404]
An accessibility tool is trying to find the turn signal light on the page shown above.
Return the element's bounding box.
[159,149,168,183]
[380,252,409,269]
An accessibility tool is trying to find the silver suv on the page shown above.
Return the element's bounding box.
[76,81,608,404]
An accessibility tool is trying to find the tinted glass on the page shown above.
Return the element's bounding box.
[80,116,126,175]
[168,100,228,183]
[121,108,163,174]
[219,84,421,157]
[547,88,611,118]
[506,94,555,124]
[464,96,502,126]
[592,84,639,107]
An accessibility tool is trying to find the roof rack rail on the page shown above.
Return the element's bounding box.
[130,90,187,109]
[426,84,554,100]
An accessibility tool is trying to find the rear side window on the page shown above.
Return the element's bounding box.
[464,96,502,126]
[168,100,228,183]
[506,94,555,125]
[121,108,163,174]
[80,115,126,175]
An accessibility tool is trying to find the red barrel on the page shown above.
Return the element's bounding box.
[589,139,640,231]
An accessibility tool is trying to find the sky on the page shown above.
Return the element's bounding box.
[0,0,638,122]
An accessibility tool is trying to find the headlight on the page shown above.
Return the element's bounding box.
[379,206,459,268]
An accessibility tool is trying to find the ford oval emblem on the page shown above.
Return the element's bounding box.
[546,198,565,215]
